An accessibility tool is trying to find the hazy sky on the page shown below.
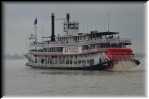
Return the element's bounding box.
[3,2,145,55]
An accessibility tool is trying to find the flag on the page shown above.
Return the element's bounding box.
[34,18,37,25]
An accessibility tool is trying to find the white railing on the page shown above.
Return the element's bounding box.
[30,51,63,55]
[29,48,106,55]
[30,38,131,48]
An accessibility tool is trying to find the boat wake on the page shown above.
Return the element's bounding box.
[109,61,144,72]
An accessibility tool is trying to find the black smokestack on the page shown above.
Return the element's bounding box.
[51,13,55,42]
[66,13,70,29]
[66,13,70,23]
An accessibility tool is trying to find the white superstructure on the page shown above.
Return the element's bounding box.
[25,13,140,70]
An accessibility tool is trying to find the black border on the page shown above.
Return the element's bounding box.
[1,0,147,98]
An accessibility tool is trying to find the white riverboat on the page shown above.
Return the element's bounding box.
[25,13,140,70]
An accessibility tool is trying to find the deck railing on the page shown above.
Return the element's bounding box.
[30,38,131,48]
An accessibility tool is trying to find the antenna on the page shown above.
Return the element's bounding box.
[106,11,110,32]
[107,22,109,32]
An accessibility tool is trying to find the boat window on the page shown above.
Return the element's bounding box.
[75,55,77,59]
[82,60,86,64]
[41,59,44,64]
[47,58,49,64]
[60,59,63,64]
[74,61,77,64]
[99,58,102,63]
[58,47,63,52]
[82,45,88,50]
[87,60,90,64]
[90,44,95,49]
[55,59,57,64]
[84,60,86,64]
[35,58,37,63]
[66,60,69,64]
[50,60,52,64]
[70,60,72,64]
[78,60,81,64]
[90,59,94,65]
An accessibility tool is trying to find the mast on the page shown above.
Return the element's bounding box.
[34,18,38,50]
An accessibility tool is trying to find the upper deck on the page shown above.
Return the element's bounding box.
[28,13,132,52]
[30,31,131,48]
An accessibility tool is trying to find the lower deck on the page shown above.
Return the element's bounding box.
[26,52,107,67]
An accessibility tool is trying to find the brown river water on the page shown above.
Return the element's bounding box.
[3,58,146,97]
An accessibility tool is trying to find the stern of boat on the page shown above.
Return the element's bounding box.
[104,48,140,71]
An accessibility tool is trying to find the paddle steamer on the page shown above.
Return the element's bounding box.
[25,13,140,70]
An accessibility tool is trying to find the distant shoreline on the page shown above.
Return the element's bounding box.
[4,54,25,60]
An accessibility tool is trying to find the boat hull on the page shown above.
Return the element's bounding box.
[25,63,108,70]
[25,59,139,71]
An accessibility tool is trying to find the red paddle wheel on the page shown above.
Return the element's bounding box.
[106,48,134,61]
[104,48,136,69]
